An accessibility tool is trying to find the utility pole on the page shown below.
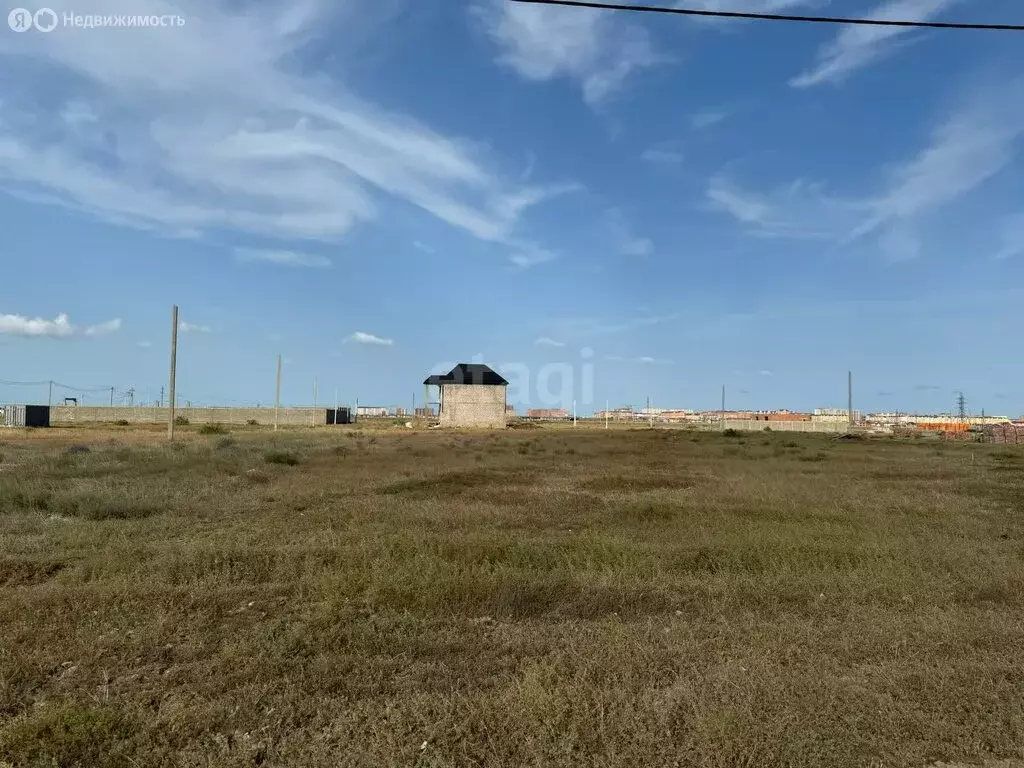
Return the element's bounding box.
[848,370,854,427]
[168,305,179,442]
[160,386,164,409]
[605,399,609,430]
[721,384,726,431]
[48,381,52,409]
[110,387,114,407]
[275,354,282,432]
[572,399,577,426]
[312,378,318,427]
[647,395,653,428]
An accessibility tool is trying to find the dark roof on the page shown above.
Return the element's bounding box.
[423,363,508,386]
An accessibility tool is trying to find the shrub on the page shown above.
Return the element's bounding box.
[114,419,130,426]
[763,426,772,432]
[64,445,90,456]
[215,437,236,450]
[174,416,190,426]
[264,450,299,466]
[199,423,228,435]
[723,428,741,438]
[246,419,259,426]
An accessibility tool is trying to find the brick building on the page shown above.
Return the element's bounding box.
[424,364,508,428]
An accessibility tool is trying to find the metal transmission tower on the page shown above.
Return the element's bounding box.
[956,392,968,422]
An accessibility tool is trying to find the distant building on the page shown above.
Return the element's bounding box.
[813,408,862,423]
[356,406,388,418]
[424,364,508,428]
[526,408,569,419]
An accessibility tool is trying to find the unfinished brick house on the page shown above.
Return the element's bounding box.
[423,364,508,428]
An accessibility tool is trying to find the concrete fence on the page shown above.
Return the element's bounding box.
[721,419,853,434]
[49,406,329,427]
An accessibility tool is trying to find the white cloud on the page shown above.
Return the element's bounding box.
[709,78,1024,254]
[0,0,564,246]
[136,341,153,348]
[691,109,728,129]
[475,0,662,107]
[412,241,435,254]
[235,248,332,268]
[84,318,122,336]
[348,331,393,346]
[179,322,212,333]
[0,312,121,338]
[759,369,774,377]
[641,147,684,164]
[621,237,654,257]
[856,83,1024,237]
[535,336,566,348]
[790,0,957,88]
[510,248,557,269]
[604,354,625,361]
[708,174,863,240]
[994,214,1024,261]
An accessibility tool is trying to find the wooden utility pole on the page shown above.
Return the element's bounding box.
[48,381,52,409]
[605,399,609,430]
[168,305,179,442]
[275,354,282,431]
[110,387,114,407]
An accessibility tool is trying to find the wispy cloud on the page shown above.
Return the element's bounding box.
[535,336,566,347]
[605,209,654,257]
[85,318,123,336]
[759,369,774,377]
[0,0,564,247]
[641,145,684,164]
[691,108,728,129]
[790,0,957,88]
[179,322,212,334]
[347,331,393,346]
[707,174,863,240]
[474,0,662,107]
[994,214,1024,260]
[709,77,1024,255]
[412,241,435,254]
[638,356,672,365]
[621,237,654,257]
[510,248,557,269]
[136,341,153,348]
[0,312,121,338]
[235,248,332,268]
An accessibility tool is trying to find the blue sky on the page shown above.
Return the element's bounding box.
[1,0,1022,415]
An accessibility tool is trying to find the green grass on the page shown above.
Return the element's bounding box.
[0,427,1023,766]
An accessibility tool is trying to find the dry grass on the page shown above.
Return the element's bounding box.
[1,426,1023,767]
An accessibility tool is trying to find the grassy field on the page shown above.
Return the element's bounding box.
[1,424,1023,767]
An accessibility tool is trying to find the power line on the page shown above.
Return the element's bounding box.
[507,0,1024,31]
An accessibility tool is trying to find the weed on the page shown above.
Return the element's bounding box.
[215,437,236,450]
[114,419,130,426]
[247,419,259,426]
[173,416,190,426]
[264,450,300,466]
[723,428,741,437]
[199,423,229,435]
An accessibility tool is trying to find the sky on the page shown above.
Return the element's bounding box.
[1,0,1023,415]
